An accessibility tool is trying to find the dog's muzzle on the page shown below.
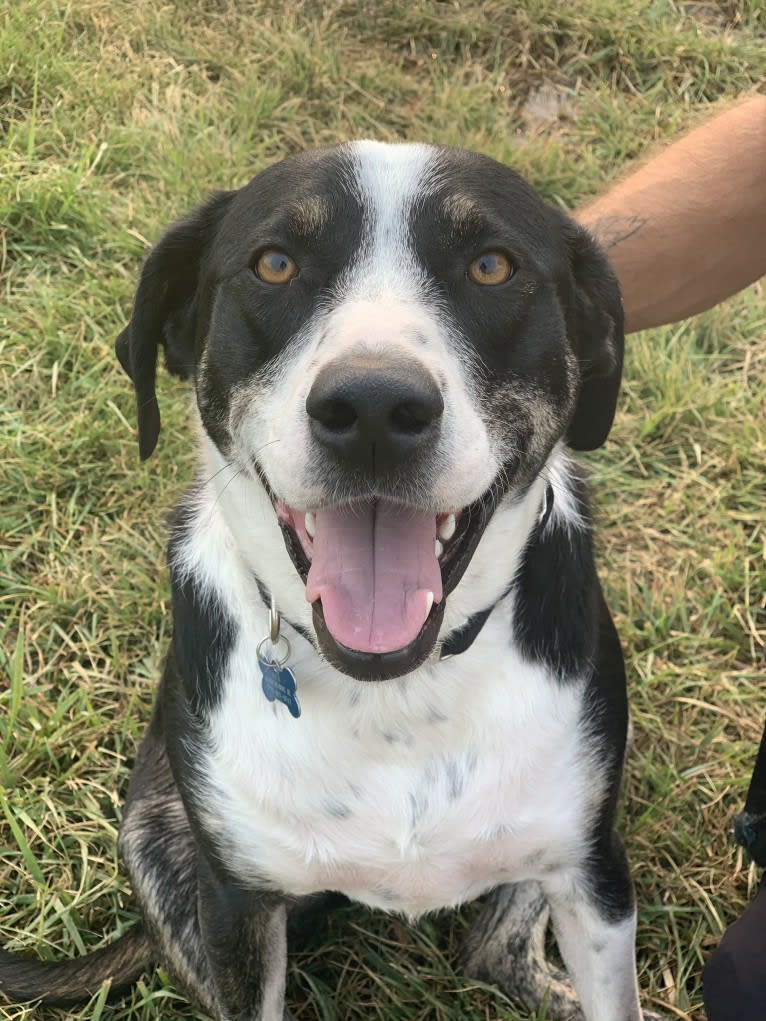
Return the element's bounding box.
[273,355,500,681]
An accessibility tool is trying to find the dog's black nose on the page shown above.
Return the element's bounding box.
[306,355,443,475]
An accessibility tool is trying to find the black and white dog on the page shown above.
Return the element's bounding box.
[1,143,667,1021]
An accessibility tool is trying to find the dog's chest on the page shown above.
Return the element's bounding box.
[199,618,599,917]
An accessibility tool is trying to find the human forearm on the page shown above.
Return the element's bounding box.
[577,95,766,333]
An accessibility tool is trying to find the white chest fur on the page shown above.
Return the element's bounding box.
[199,609,601,919]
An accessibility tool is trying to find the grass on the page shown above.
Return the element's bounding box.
[0,0,764,1018]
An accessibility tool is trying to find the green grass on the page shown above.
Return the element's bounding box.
[1,1,764,1018]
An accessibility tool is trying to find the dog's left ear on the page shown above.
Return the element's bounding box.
[115,190,235,460]
[561,222,625,451]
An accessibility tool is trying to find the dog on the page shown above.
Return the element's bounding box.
[0,142,667,1021]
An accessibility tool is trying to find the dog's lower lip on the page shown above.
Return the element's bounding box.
[311,595,447,681]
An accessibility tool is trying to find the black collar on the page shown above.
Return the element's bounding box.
[439,599,502,658]
[439,483,554,660]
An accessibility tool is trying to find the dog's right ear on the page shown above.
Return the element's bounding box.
[115,190,235,460]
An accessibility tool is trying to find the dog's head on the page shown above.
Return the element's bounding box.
[116,142,623,681]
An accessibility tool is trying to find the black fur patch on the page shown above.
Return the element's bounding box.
[168,498,238,715]
[409,147,623,468]
[195,147,366,456]
[581,594,633,924]
[511,472,599,679]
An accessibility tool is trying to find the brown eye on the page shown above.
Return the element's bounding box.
[255,249,298,284]
[467,251,514,286]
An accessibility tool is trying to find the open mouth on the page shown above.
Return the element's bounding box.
[275,488,499,681]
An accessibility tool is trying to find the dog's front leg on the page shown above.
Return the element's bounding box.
[198,856,292,1021]
[544,892,639,1021]
[542,833,649,1021]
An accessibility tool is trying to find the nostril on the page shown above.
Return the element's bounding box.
[390,395,443,436]
[315,397,357,433]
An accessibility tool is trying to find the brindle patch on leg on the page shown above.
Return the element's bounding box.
[460,881,670,1021]
[459,881,584,1020]
[118,711,219,1015]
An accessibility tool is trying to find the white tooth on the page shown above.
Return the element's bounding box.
[304,511,316,538]
[424,591,434,619]
[438,513,456,541]
[435,539,444,558]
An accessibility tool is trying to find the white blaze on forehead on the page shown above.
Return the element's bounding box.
[228,140,498,519]
[346,141,440,293]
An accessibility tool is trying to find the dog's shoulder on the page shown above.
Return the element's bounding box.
[163,485,240,716]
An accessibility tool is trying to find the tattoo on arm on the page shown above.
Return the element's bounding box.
[587,215,647,250]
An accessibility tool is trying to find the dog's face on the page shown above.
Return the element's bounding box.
[116,142,622,681]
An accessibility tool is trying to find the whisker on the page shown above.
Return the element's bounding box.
[248,437,282,475]
[200,460,237,490]
[211,467,245,512]
[254,437,282,457]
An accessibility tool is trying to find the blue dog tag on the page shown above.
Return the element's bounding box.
[260,660,301,719]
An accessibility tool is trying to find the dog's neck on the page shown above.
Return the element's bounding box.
[439,482,554,660]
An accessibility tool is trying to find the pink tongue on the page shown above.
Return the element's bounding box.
[306,502,443,654]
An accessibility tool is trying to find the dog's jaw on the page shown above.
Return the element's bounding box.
[273,486,504,681]
[197,428,559,686]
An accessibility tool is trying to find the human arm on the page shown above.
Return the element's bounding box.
[576,94,766,333]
